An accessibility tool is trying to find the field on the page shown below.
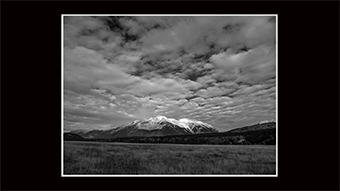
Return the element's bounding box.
[63,141,276,175]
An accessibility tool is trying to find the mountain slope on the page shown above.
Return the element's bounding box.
[103,121,276,145]
[71,116,218,139]
[226,121,276,133]
[66,121,276,145]
[64,133,86,141]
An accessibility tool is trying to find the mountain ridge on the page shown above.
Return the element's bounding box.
[65,121,276,145]
[71,115,218,139]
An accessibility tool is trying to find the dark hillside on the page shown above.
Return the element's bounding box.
[64,133,86,141]
[107,128,275,145]
[65,122,276,145]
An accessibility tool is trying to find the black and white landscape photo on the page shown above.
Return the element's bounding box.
[62,15,277,176]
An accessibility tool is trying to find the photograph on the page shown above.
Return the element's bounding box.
[1,0,338,190]
[62,14,277,176]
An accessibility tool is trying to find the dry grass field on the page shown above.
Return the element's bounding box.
[63,141,276,175]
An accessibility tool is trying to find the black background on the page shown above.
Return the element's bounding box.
[1,0,339,191]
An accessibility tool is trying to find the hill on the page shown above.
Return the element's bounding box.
[227,121,275,133]
[64,133,86,141]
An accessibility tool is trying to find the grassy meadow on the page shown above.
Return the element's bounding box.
[63,141,276,175]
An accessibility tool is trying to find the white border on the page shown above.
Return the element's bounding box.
[61,14,278,177]
[61,14,65,177]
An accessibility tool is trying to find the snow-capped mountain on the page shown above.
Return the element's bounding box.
[71,115,218,139]
[70,129,93,134]
[130,115,216,133]
[258,119,276,124]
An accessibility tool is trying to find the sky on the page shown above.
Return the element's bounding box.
[63,15,276,132]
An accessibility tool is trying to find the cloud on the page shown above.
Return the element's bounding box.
[64,16,121,50]
[64,92,138,131]
[140,28,183,52]
[128,77,188,97]
[236,45,276,83]
[230,84,271,97]
[64,46,143,94]
[63,16,276,132]
[138,16,275,56]
[117,51,143,63]
[209,50,249,73]
[209,44,276,84]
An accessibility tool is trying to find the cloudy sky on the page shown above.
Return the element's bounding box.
[63,15,276,132]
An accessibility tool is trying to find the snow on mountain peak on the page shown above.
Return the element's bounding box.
[180,118,213,128]
[125,115,218,133]
[71,115,218,138]
[179,118,202,124]
[139,115,215,132]
[149,115,168,122]
[259,119,276,124]
[72,129,92,133]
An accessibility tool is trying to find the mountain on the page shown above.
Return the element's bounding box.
[66,120,276,145]
[226,121,276,133]
[64,133,86,141]
[70,115,218,139]
[258,119,276,124]
[97,121,276,145]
